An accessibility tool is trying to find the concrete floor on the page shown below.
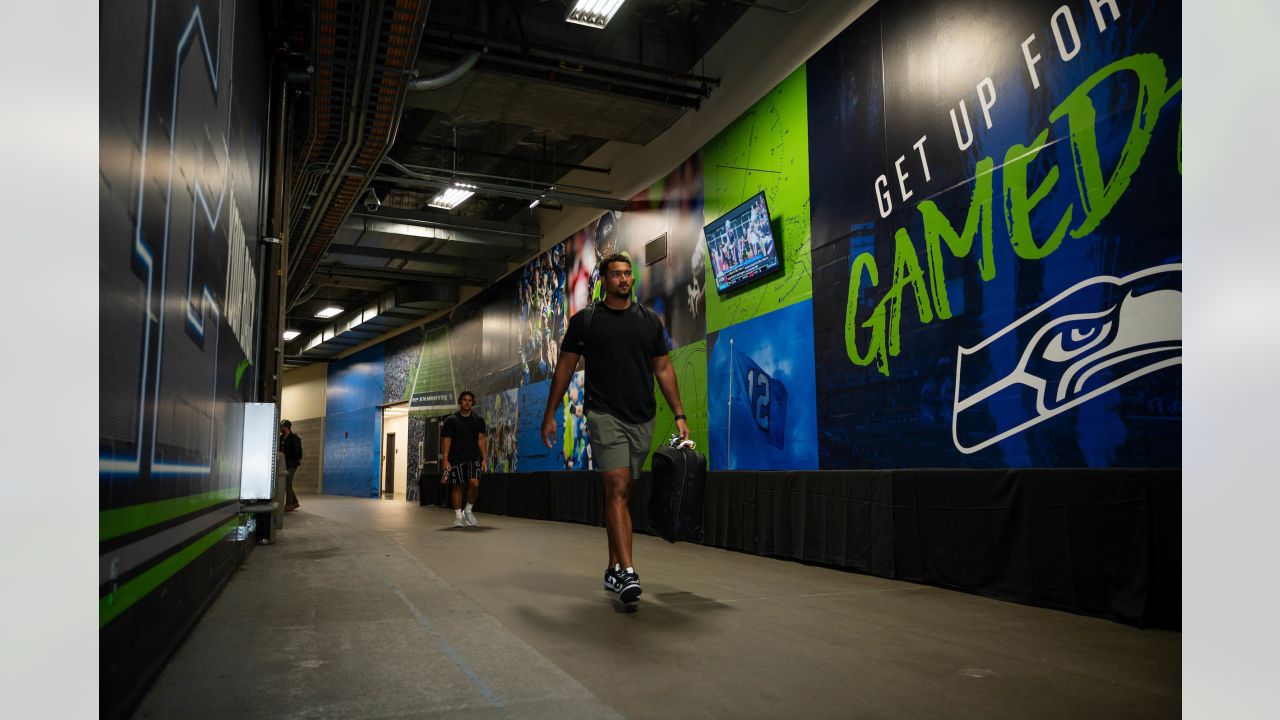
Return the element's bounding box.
[134,495,1180,719]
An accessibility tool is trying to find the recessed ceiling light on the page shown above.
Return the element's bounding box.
[565,0,627,29]
[315,306,343,319]
[282,330,301,341]
[429,183,477,210]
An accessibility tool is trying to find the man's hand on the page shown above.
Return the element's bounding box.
[541,416,557,448]
[675,417,690,443]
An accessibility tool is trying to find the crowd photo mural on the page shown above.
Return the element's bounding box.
[807,0,1181,469]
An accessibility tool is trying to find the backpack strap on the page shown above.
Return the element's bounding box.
[581,300,598,340]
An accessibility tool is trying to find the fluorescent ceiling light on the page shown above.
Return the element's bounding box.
[429,183,477,210]
[529,198,541,209]
[565,0,627,29]
[282,330,301,341]
[315,306,343,319]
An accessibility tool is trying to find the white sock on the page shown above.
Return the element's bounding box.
[455,509,464,518]
[464,503,473,512]
[613,563,621,572]
[625,566,634,575]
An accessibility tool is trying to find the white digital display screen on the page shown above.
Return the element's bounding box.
[240,403,279,501]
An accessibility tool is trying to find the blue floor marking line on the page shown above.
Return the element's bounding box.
[379,576,503,707]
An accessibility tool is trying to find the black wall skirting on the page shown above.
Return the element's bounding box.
[451,468,1180,629]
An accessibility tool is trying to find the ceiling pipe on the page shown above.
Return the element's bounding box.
[402,139,610,175]
[408,50,481,91]
[380,159,630,211]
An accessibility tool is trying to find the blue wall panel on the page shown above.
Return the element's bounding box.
[324,345,385,497]
[707,300,820,471]
[516,380,562,471]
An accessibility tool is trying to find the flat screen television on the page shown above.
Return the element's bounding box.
[703,191,781,294]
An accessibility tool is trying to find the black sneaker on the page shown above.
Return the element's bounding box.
[603,567,623,593]
[618,570,642,604]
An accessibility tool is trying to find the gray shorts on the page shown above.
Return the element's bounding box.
[586,411,654,479]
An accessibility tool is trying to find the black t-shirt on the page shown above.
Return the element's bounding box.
[442,412,486,464]
[560,302,668,424]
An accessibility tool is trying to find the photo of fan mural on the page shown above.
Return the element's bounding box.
[518,242,568,385]
[476,388,519,473]
[514,368,595,472]
[807,0,1181,469]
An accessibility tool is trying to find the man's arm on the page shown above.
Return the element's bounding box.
[651,354,690,442]
[477,433,487,471]
[440,436,453,474]
[541,350,581,447]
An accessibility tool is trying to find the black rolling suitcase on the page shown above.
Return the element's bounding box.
[648,439,707,543]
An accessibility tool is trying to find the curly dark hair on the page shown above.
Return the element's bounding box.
[597,252,631,275]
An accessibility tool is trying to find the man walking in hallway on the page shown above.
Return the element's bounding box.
[541,253,690,604]
[442,391,487,528]
[280,420,303,511]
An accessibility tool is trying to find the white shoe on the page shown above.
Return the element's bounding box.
[463,509,478,527]
[452,516,465,528]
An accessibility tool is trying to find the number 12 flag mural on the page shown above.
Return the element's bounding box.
[733,349,788,450]
[707,300,819,471]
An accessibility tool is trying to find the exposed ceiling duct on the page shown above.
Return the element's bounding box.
[287,282,458,366]
[408,50,481,91]
[276,1,752,364]
[285,0,434,310]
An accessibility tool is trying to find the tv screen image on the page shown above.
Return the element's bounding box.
[703,191,781,293]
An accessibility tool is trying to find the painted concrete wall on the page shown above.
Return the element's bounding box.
[323,345,385,497]
[282,362,328,422]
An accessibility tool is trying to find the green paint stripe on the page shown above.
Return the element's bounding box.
[100,518,239,628]
[100,488,240,541]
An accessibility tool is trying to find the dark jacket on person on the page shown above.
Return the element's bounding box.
[281,433,303,469]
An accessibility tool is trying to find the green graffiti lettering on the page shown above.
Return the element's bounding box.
[884,228,934,357]
[920,156,996,319]
[844,252,888,375]
[1003,129,1073,260]
[841,52,1180,378]
[1050,54,1181,237]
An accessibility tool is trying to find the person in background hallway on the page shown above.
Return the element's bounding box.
[441,391,487,528]
[279,420,303,511]
[541,253,689,604]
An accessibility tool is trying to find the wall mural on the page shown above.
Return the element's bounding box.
[807,0,1181,468]
[476,388,519,473]
[566,217,602,315]
[406,322,454,413]
[518,242,568,385]
[98,0,267,713]
[707,301,819,470]
[446,275,521,399]
[702,65,812,334]
[646,340,709,470]
[623,155,707,350]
